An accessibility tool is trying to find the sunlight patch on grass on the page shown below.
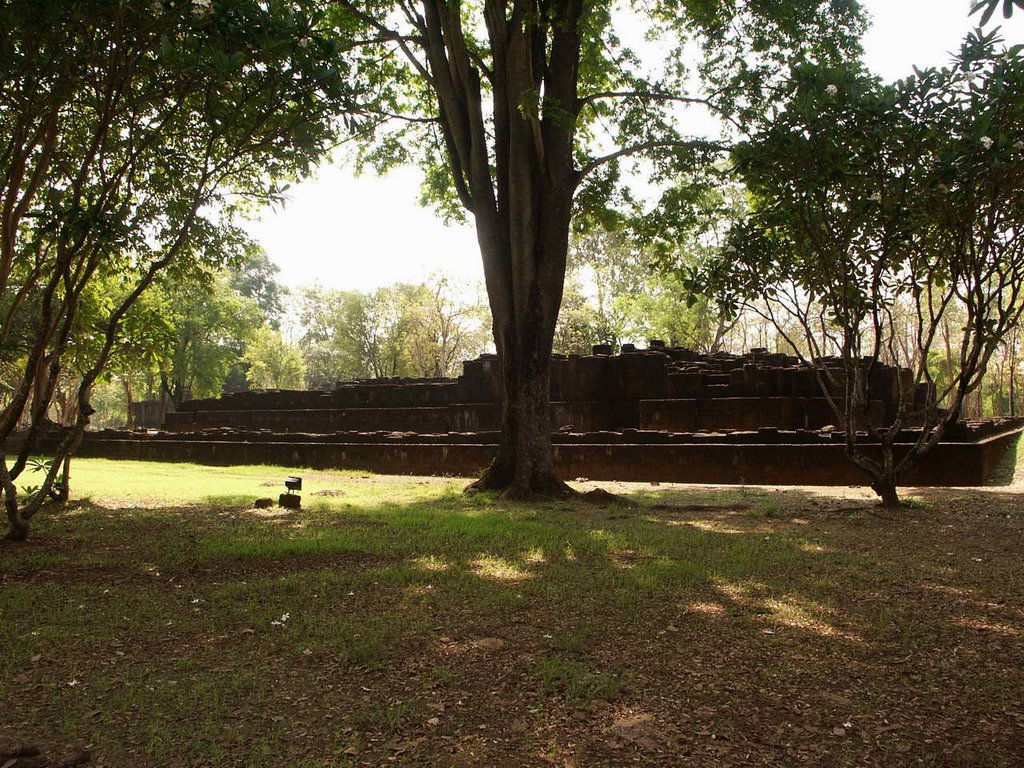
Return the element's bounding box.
[685,601,727,617]
[762,597,862,642]
[798,541,832,554]
[712,579,765,602]
[709,578,861,642]
[521,546,547,565]
[953,617,1024,636]
[682,520,747,535]
[471,555,534,582]
[411,555,452,572]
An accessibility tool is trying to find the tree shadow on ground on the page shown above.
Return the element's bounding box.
[2,480,1023,767]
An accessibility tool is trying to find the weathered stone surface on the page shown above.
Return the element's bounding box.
[70,419,1024,486]
[32,344,1017,487]
[162,346,919,436]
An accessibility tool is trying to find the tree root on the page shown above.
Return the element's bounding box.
[465,463,575,501]
[0,745,41,761]
[0,744,90,766]
[580,487,638,508]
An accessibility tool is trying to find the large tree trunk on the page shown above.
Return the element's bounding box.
[400,0,583,498]
[470,293,570,498]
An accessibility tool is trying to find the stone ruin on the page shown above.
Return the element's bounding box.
[163,345,928,435]
[63,343,1021,487]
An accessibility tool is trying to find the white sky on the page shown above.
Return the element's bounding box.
[243,0,1024,294]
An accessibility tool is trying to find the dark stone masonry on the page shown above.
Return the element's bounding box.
[163,346,927,435]
[18,345,1024,486]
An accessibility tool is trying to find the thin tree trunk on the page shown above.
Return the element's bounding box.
[54,454,70,503]
[871,475,901,509]
[1007,329,1015,415]
[123,377,134,430]
[942,318,954,409]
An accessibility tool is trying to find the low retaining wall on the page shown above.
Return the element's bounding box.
[74,427,1022,487]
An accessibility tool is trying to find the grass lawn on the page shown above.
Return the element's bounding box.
[2,458,1024,767]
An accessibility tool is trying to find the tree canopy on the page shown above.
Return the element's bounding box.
[1,0,362,540]
[692,29,1024,507]
[328,0,866,496]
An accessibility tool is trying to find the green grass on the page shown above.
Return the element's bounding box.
[538,657,622,704]
[52,458,430,505]
[3,459,1024,766]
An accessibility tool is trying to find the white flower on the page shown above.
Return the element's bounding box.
[825,84,838,96]
[868,192,881,203]
[151,0,163,13]
[980,136,994,149]
[1014,140,1024,151]
[192,0,214,18]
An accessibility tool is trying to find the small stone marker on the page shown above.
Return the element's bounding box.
[278,493,301,509]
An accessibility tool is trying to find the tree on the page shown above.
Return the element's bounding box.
[561,230,646,350]
[221,244,290,392]
[557,228,733,353]
[297,286,351,388]
[230,244,287,327]
[297,275,488,384]
[298,286,410,382]
[159,273,264,406]
[402,276,490,377]
[243,326,306,390]
[332,0,865,497]
[1,0,359,541]
[693,31,1024,508]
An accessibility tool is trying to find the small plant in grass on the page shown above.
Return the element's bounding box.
[539,657,621,704]
[463,488,500,507]
[754,502,784,518]
[543,626,594,657]
[350,700,421,735]
[898,497,932,511]
[426,663,462,690]
[344,633,390,668]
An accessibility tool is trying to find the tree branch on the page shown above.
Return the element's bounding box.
[574,139,726,187]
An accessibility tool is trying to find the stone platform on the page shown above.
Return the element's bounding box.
[74,419,1023,486]
[13,346,1019,487]
[164,347,923,435]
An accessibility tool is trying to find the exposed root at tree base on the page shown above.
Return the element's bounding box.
[0,745,41,761]
[464,466,575,501]
[581,487,639,507]
[0,744,89,768]
[3,526,29,543]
